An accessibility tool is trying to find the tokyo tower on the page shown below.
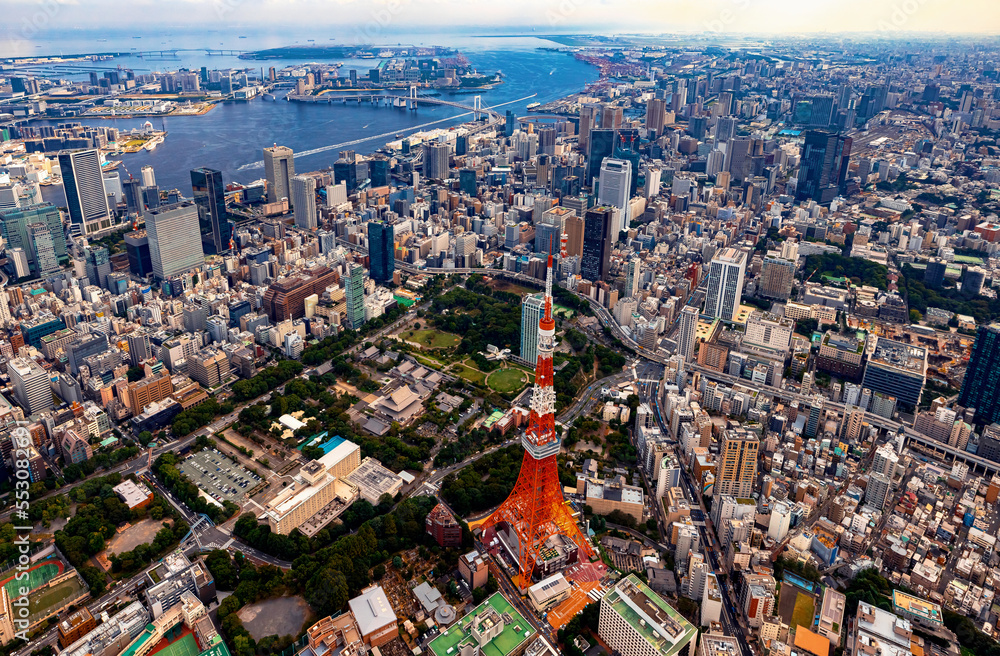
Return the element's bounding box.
[480,251,595,588]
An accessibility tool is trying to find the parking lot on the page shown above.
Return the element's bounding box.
[178,449,261,504]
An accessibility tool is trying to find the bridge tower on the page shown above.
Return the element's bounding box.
[473,95,482,120]
[479,253,595,590]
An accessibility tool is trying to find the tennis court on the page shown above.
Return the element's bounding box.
[151,630,199,656]
[1,560,64,599]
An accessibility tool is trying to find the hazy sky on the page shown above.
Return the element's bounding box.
[1,0,999,36]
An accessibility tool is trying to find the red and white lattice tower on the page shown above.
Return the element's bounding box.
[480,254,595,588]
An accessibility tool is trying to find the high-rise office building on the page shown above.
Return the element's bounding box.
[564,214,584,258]
[85,246,111,289]
[58,149,112,235]
[625,257,641,297]
[959,323,1000,425]
[290,175,317,230]
[715,116,738,144]
[796,130,852,204]
[759,254,796,300]
[190,167,232,254]
[423,142,450,180]
[127,331,152,367]
[263,145,295,203]
[122,177,143,215]
[598,158,632,237]
[645,98,666,136]
[862,337,926,409]
[145,201,205,280]
[9,356,53,415]
[345,264,365,330]
[27,222,59,276]
[124,230,152,277]
[678,305,699,363]
[578,106,595,153]
[704,247,747,321]
[581,206,613,283]
[0,203,67,275]
[520,293,545,365]
[715,428,759,498]
[367,220,395,282]
[140,165,156,188]
[587,129,618,186]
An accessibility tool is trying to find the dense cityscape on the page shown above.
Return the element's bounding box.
[2,23,1000,656]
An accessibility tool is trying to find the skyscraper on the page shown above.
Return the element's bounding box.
[521,293,544,365]
[0,203,67,276]
[290,175,317,230]
[345,263,365,330]
[958,323,1000,425]
[678,305,699,363]
[587,129,616,186]
[564,214,584,258]
[715,428,759,498]
[263,145,295,203]
[58,149,112,235]
[704,248,747,321]
[423,142,450,180]
[84,246,111,289]
[715,116,738,144]
[27,222,59,276]
[127,331,152,367]
[645,98,666,136]
[140,165,156,188]
[581,206,613,283]
[759,254,796,300]
[796,130,852,204]
[367,220,395,283]
[625,257,641,297]
[190,167,232,254]
[125,230,152,277]
[578,106,595,154]
[9,356,53,415]
[597,158,632,237]
[145,201,205,280]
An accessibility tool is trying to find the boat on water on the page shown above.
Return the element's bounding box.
[395,133,404,138]
[526,102,541,109]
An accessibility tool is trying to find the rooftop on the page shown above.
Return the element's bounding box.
[602,574,697,656]
[869,337,927,375]
[348,585,397,637]
[892,590,942,625]
[428,593,534,656]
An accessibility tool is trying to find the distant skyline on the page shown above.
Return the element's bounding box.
[1,0,999,38]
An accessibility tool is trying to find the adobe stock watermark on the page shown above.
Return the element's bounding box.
[351,0,410,47]
[546,0,586,27]
[9,425,35,643]
[874,0,930,31]
[705,0,752,33]
[213,0,243,21]
[6,0,63,55]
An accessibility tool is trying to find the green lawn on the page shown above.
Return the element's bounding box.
[403,329,461,349]
[487,367,527,393]
[29,576,86,618]
[451,363,487,385]
[791,592,816,630]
